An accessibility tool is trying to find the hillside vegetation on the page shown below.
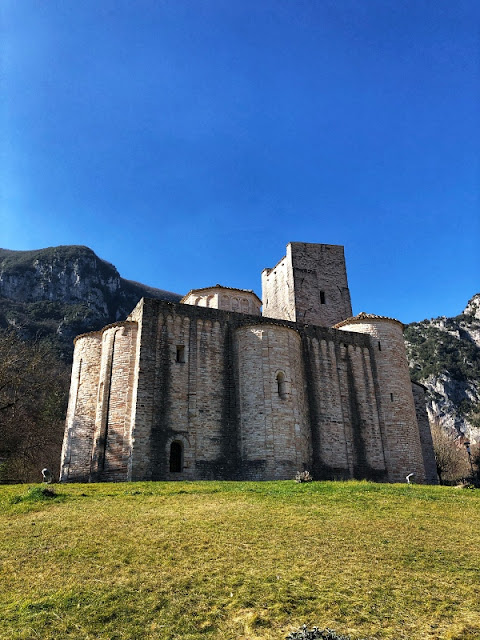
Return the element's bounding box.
[1,481,479,640]
[404,294,480,439]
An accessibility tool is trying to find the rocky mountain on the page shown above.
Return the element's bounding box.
[404,294,480,443]
[0,246,182,356]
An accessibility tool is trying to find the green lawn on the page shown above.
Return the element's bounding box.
[1,481,479,640]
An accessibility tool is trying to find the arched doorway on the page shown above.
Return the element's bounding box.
[169,441,183,473]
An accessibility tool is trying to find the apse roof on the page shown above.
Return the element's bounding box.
[334,311,404,329]
[180,284,262,304]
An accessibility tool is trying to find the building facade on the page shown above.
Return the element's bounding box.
[60,242,438,484]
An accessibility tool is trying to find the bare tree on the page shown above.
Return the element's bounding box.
[430,419,471,485]
[0,329,70,483]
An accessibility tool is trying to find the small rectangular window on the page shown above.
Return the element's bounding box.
[176,345,185,363]
[390,393,394,402]
[378,341,382,351]
[320,291,326,304]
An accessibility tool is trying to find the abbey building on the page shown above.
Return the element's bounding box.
[60,242,438,484]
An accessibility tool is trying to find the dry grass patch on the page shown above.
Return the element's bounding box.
[0,481,479,640]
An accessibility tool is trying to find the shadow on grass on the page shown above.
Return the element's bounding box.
[9,485,64,505]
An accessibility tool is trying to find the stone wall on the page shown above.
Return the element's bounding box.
[90,323,138,481]
[60,332,102,481]
[412,382,438,484]
[262,243,352,327]
[301,325,387,480]
[235,324,310,479]
[61,298,434,484]
[124,300,394,482]
[60,322,138,482]
[262,254,296,322]
[129,301,240,480]
[338,318,427,482]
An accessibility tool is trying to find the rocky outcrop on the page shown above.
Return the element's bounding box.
[0,246,181,354]
[464,294,480,321]
[404,294,480,443]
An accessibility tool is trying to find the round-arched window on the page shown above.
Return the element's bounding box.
[276,371,287,399]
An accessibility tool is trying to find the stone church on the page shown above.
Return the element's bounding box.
[60,242,438,484]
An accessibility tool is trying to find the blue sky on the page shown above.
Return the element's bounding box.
[2,0,479,323]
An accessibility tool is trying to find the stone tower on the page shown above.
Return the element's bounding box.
[261,242,352,327]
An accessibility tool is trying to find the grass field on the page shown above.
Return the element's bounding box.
[1,481,479,640]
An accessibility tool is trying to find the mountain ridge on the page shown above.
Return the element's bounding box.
[0,245,181,355]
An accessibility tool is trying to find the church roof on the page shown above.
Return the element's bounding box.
[334,311,404,329]
[181,284,262,304]
[73,320,137,344]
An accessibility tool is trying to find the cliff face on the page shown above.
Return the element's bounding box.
[0,246,181,354]
[404,294,480,443]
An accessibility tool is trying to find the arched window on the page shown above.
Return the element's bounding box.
[169,441,183,472]
[276,371,286,399]
[221,295,230,310]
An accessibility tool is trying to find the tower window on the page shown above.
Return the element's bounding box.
[390,393,394,402]
[169,441,183,472]
[276,371,287,399]
[176,345,185,363]
[378,341,382,351]
[320,291,326,304]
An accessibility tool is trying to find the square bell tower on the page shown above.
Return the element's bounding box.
[261,242,352,327]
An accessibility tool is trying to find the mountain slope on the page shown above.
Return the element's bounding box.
[0,246,182,355]
[404,294,480,442]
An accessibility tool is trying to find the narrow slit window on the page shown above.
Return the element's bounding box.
[320,290,326,304]
[276,371,286,399]
[176,345,185,363]
[390,393,394,402]
[169,441,183,472]
[378,341,382,351]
